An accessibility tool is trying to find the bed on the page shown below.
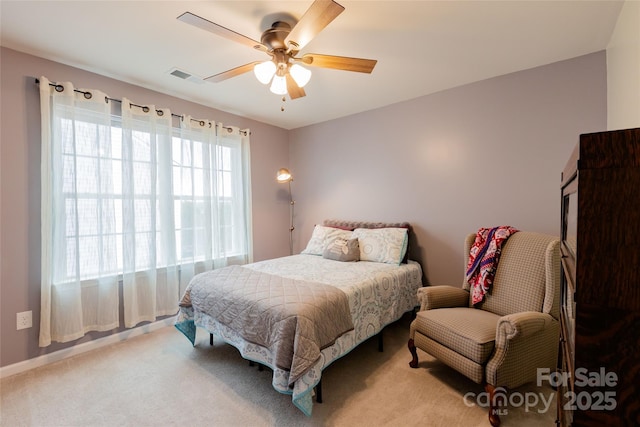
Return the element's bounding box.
[175,220,423,415]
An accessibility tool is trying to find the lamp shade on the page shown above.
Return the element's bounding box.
[276,168,292,183]
[270,75,288,95]
[289,64,312,88]
[254,61,276,84]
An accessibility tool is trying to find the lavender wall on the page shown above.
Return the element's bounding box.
[0,47,290,367]
[607,0,640,130]
[289,52,607,286]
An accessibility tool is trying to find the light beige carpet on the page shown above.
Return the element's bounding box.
[1,314,555,426]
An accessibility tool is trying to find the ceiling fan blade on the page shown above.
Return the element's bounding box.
[301,54,377,73]
[178,12,268,53]
[204,62,262,83]
[285,74,306,99]
[285,0,345,52]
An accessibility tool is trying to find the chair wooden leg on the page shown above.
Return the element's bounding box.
[408,338,419,368]
[485,383,502,427]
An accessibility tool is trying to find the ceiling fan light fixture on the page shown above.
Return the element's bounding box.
[254,60,276,84]
[270,75,288,95]
[289,64,312,88]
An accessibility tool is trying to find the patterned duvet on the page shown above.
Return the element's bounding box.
[175,254,422,416]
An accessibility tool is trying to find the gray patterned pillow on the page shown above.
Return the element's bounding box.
[323,237,360,262]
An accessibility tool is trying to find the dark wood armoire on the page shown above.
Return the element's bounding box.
[557,127,640,426]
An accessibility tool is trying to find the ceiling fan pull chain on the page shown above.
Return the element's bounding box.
[281,96,286,112]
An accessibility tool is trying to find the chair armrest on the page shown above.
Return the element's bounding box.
[417,286,469,311]
[495,311,554,344]
[487,311,560,389]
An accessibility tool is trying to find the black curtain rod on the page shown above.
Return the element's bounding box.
[35,78,248,135]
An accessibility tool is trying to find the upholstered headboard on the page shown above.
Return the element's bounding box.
[323,219,411,231]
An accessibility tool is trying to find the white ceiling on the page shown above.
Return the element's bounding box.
[1,1,624,130]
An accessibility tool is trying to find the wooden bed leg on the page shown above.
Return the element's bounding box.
[247,360,263,370]
[408,339,419,368]
[210,333,213,346]
[378,331,383,352]
[315,379,323,403]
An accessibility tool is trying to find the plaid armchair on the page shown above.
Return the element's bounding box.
[408,232,561,426]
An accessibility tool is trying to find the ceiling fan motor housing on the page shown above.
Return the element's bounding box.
[260,21,292,51]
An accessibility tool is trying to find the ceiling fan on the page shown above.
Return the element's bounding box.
[177,0,377,100]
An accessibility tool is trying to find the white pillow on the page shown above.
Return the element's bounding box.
[301,225,353,256]
[352,227,408,265]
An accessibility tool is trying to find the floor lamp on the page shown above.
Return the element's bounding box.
[276,168,295,255]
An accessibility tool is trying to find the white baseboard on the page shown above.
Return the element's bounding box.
[0,317,175,379]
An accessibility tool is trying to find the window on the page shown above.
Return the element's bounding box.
[172,127,249,265]
[54,116,249,283]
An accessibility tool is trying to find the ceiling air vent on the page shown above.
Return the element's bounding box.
[168,67,204,84]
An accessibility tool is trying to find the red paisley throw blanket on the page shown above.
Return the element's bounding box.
[466,226,519,305]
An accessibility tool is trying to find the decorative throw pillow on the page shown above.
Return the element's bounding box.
[323,237,360,262]
[353,227,408,265]
[301,225,353,256]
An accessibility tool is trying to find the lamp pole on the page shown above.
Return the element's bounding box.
[288,180,295,255]
[277,168,295,256]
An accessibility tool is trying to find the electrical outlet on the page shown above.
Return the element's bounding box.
[17,311,32,330]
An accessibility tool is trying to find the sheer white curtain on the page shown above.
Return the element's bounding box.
[39,77,119,346]
[217,123,253,266]
[39,77,253,346]
[176,118,253,295]
[120,99,179,328]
